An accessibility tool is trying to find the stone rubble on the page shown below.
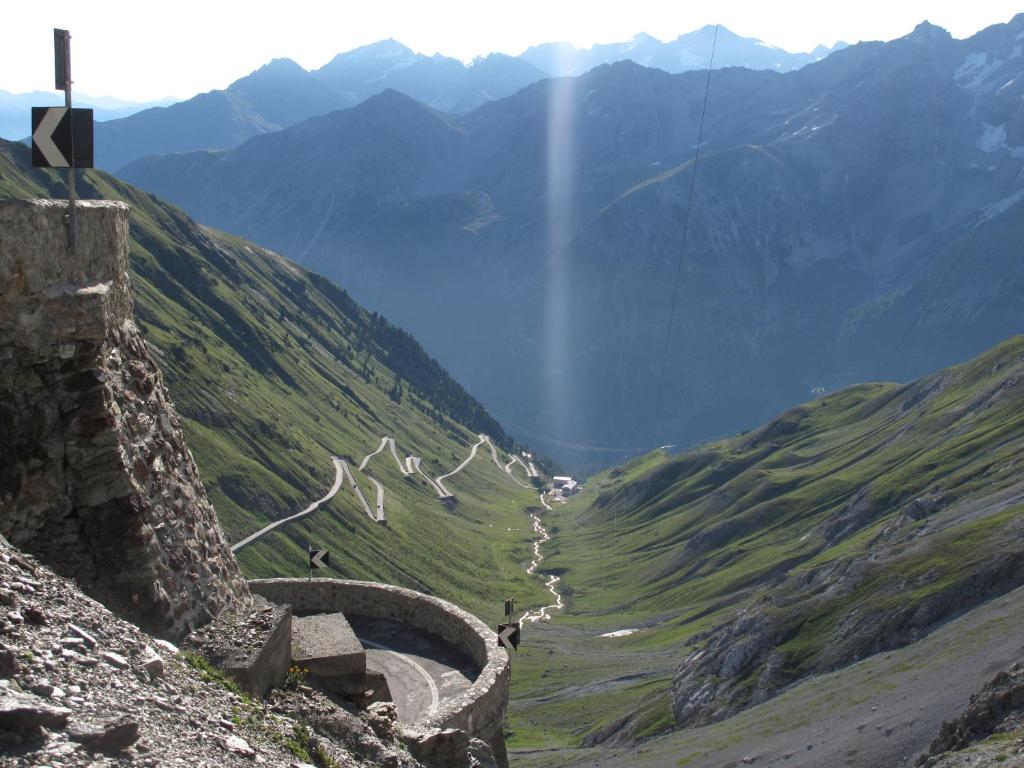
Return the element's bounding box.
[0,534,494,767]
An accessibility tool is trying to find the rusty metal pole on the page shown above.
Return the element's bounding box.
[55,29,76,255]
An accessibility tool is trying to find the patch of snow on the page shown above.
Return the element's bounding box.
[980,187,1024,223]
[955,51,1004,92]
[978,123,1008,153]
[599,629,639,638]
[955,52,988,79]
[625,34,658,52]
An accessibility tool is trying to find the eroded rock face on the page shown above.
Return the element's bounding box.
[0,199,249,640]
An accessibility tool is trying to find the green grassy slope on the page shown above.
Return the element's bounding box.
[509,335,1024,753]
[0,139,551,619]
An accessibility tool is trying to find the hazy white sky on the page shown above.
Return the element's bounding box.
[2,0,1021,101]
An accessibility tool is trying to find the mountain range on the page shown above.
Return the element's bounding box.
[0,89,174,141]
[90,26,841,171]
[5,21,1024,758]
[120,15,1024,472]
[520,25,845,77]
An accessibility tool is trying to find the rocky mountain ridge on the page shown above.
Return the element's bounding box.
[121,14,1024,472]
[90,24,845,172]
[91,42,546,171]
[520,25,846,77]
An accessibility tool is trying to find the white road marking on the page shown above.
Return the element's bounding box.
[362,639,440,717]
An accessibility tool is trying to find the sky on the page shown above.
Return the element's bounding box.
[1,0,1021,102]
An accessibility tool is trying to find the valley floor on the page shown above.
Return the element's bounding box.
[510,580,1024,767]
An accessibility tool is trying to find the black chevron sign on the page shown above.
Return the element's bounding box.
[309,549,330,569]
[31,107,93,169]
[497,622,520,651]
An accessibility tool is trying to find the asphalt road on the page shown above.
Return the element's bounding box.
[230,457,345,552]
[349,616,478,723]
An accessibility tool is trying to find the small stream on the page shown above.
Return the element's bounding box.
[519,512,565,623]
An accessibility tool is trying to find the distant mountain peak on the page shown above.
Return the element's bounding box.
[262,57,305,71]
[906,20,953,43]
[321,38,420,69]
[236,58,308,82]
[365,38,415,55]
[627,32,661,46]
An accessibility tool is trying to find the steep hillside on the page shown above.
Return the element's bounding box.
[507,335,1024,757]
[120,15,1024,471]
[0,137,552,621]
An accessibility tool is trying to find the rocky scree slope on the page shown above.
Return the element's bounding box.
[120,15,1024,472]
[539,335,1024,741]
[0,533,490,767]
[917,661,1024,767]
[0,138,547,620]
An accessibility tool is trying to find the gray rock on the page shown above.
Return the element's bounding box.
[101,651,128,669]
[0,686,71,729]
[467,738,498,768]
[403,727,470,768]
[220,733,256,758]
[68,714,141,752]
[0,643,18,677]
[68,623,98,649]
[141,647,164,678]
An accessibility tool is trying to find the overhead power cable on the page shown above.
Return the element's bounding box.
[647,25,719,450]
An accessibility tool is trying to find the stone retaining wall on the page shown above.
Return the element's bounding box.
[0,199,249,640]
[249,578,510,762]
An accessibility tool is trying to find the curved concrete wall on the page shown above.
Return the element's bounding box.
[249,578,509,745]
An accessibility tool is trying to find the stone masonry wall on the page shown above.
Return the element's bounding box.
[249,578,510,764]
[0,199,250,640]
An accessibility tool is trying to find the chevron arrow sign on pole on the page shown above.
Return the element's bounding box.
[497,622,520,651]
[31,106,93,168]
[309,549,330,569]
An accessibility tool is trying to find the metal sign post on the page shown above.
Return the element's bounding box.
[55,28,75,255]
